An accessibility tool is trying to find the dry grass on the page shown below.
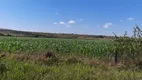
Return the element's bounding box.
[1,52,125,69]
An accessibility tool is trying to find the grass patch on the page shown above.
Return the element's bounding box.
[0,52,142,80]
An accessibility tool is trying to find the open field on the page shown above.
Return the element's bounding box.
[0,36,113,57]
[0,34,142,80]
[1,0,142,79]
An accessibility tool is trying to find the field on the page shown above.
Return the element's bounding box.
[0,34,142,80]
[0,37,113,57]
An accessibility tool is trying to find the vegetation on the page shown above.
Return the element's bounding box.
[1,52,142,80]
[0,29,113,40]
[1,26,142,79]
[0,37,114,57]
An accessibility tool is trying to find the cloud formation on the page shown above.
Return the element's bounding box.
[60,22,65,25]
[54,20,76,27]
[68,20,76,24]
[103,22,115,29]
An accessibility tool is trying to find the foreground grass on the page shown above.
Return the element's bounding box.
[0,53,142,80]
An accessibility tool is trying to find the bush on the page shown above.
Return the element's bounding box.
[113,26,142,68]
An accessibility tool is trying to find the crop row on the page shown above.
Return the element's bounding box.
[0,37,114,57]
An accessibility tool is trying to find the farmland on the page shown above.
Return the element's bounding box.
[1,31,142,80]
[0,36,113,57]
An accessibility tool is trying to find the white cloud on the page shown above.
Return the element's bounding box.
[127,18,134,20]
[58,20,76,27]
[68,20,76,24]
[60,22,65,25]
[103,22,115,29]
[54,22,58,25]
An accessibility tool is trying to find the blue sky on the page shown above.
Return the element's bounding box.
[0,0,142,36]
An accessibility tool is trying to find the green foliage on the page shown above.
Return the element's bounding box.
[0,58,142,80]
[0,37,114,57]
[113,26,142,68]
[0,59,47,80]
[1,26,142,79]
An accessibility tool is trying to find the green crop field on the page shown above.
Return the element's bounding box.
[0,36,114,57]
[1,28,142,80]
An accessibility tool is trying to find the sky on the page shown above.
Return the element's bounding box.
[0,0,142,36]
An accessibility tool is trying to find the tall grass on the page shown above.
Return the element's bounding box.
[1,56,142,80]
